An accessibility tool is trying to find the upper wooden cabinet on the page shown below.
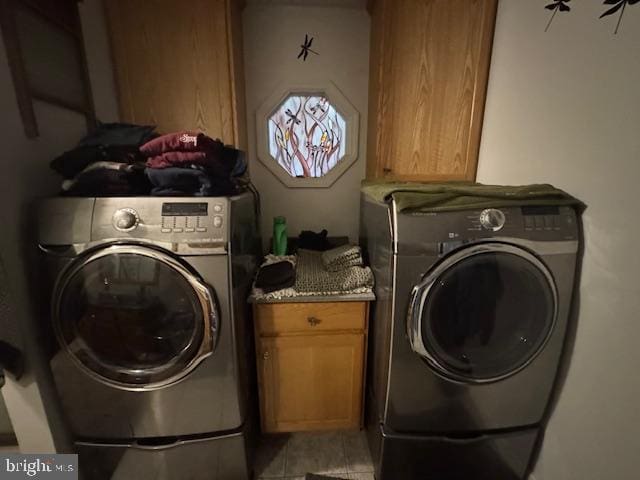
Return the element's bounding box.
[104,0,247,148]
[366,0,498,182]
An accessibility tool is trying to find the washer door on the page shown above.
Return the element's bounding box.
[53,244,218,390]
[407,243,557,383]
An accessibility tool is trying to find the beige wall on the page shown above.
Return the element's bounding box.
[477,1,640,479]
[243,3,370,247]
[0,0,118,451]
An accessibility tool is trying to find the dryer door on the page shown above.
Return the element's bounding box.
[53,244,218,390]
[408,243,557,383]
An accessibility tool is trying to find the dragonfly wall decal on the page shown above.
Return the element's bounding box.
[600,0,640,34]
[544,0,571,32]
[542,0,639,33]
[297,34,319,61]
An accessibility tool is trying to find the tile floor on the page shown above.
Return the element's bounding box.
[254,430,375,480]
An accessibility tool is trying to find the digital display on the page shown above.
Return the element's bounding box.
[162,202,208,216]
[522,206,560,216]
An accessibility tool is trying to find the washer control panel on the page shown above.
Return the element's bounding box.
[92,198,229,244]
[160,201,225,234]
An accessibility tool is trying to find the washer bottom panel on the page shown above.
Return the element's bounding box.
[76,430,250,480]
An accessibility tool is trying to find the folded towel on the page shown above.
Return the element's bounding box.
[295,250,373,294]
[321,245,364,272]
[361,181,586,213]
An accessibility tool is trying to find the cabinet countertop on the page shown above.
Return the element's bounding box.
[249,291,375,304]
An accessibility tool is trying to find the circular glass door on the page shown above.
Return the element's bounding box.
[54,245,217,390]
[408,243,557,383]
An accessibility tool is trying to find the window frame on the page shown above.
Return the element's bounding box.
[256,82,360,188]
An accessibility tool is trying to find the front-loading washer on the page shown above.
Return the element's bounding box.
[37,192,260,479]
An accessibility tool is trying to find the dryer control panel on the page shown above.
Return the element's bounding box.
[396,205,579,254]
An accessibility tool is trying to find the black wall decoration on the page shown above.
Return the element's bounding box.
[543,0,639,33]
[545,0,571,32]
[297,34,319,62]
[600,0,639,34]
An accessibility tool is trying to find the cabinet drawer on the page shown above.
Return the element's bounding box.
[255,302,366,335]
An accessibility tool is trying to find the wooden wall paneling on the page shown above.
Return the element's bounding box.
[105,0,244,145]
[366,0,498,182]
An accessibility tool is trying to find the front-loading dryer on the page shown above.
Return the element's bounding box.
[37,192,260,479]
[360,192,581,480]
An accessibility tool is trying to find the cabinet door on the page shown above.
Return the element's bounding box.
[105,0,246,148]
[258,333,365,433]
[367,0,497,181]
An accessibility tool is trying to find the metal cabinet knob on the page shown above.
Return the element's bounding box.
[263,351,270,360]
[307,316,321,326]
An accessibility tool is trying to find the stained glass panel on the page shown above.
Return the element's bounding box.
[268,95,347,178]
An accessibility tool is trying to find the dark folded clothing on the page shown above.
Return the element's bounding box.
[63,167,151,197]
[145,167,237,197]
[231,149,247,177]
[51,145,144,179]
[298,229,331,251]
[145,151,209,169]
[79,121,157,147]
[140,132,224,156]
[255,261,296,293]
[145,148,244,179]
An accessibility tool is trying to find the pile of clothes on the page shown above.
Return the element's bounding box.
[51,124,247,197]
[252,241,374,300]
[51,122,156,196]
[142,131,246,196]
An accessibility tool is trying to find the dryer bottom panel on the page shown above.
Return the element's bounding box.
[372,425,539,480]
[76,429,251,480]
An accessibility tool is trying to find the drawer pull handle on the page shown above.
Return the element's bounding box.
[307,316,321,326]
[263,351,270,360]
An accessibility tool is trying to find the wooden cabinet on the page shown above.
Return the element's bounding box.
[366,0,498,182]
[104,0,247,148]
[253,301,369,433]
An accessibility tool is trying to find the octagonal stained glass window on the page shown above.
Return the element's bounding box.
[268,95,347,178]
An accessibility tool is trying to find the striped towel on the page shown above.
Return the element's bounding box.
[321,245,363,272]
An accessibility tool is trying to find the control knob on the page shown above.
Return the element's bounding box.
[479,208,506,232]
[112,208,139,231]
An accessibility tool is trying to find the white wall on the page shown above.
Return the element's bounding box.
[243,3,370,246]
[0,0,118,451]
[477,1,640,479]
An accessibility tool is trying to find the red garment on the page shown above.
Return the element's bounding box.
[140,132,223,156]
[145,151,208,169]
